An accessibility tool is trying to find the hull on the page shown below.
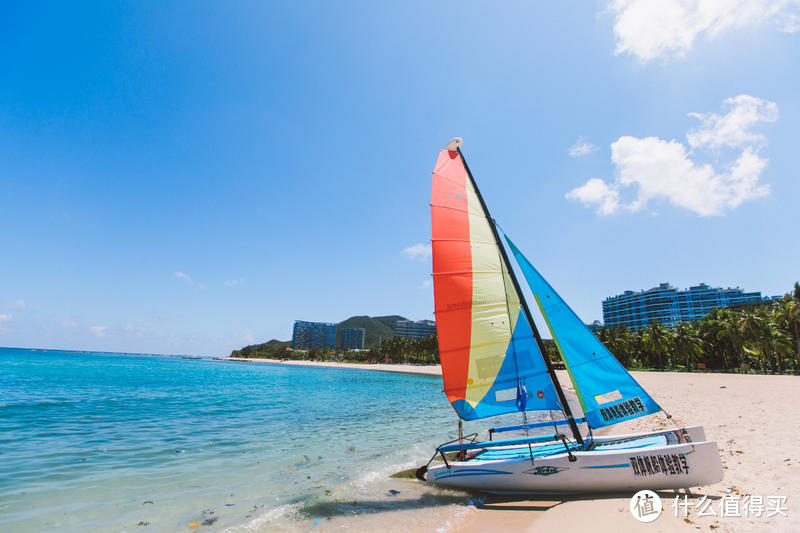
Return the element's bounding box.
[426,427,723,494]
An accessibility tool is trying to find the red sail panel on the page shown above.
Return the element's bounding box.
[431,149,471,405]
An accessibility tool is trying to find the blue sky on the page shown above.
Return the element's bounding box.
[2,2,798,356]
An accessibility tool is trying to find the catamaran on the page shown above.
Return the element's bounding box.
[414,138,723,494]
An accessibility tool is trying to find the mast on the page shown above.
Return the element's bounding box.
[455,144,584,445]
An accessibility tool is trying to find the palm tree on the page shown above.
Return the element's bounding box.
[673,322,704,371]
[739,306,792,374]
[643,320,672,370]
[700,307,744,371]
[776,296,800,373]
[600,326,634,367]
[740,309,766,372]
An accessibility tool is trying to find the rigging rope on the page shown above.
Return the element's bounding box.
[662,408,692,444]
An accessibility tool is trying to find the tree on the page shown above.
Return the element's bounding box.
[699,307,742,371]
[673,322,703,371]
[642,321,672,370]
[776,294,800,373]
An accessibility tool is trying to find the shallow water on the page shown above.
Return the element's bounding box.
[0,347,502,532]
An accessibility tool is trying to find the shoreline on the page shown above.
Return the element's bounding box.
[222,356,799,532]
[222,357,442,376]
[220,356,797,379]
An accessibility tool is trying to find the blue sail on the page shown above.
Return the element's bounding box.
[505,236,661,429]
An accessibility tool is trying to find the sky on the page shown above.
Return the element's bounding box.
[1,1,799,356]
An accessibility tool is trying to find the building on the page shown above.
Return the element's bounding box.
[291,320,337,350]
[602,282,768,329]
[337,327,365,350]
[586,320,604,333]
[394,319,437,339]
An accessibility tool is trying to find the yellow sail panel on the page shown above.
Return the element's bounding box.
[463,177,515,407]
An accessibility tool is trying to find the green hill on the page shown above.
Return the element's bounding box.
[231,316,409,356]
[372,315,407,332]
[263,339,290,347]
[337,315,406,348]
[238,339,289,352]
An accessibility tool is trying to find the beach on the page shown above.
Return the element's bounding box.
[224,357,442,376]
[224,357,799,532]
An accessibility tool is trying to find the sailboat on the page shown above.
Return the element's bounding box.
[415,138,723,494]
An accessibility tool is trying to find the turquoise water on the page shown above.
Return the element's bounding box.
[0,347,492,532]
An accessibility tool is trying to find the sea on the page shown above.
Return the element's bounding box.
[0,347,503,532]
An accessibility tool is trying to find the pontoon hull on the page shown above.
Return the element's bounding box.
[426,427,723,494]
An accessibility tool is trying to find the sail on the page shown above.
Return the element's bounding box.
[431,149,562,420]
[505,236,661,429]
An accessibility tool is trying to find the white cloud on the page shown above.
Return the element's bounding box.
[566,95,775,216]
[174,271,205,289]
[419,279,433,289]
[687,95,779,151]
[565,178,621,215]
[62,320,78,328]
[89,325,108,337]
[224,278,244,287]
[244,334,255,344]
[568,137,599,157]
[402,243,432,261]
[610,0,800,62]
[13,300,25,309]
[0,314,11,333]
[613,136,769,215]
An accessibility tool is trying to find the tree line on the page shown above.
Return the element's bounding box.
[231,283,800,375]
[231,334,440,365]
[596,283,800,374]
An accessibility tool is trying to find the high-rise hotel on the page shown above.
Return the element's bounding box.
[602,282,773,329]
[393,319,437,339]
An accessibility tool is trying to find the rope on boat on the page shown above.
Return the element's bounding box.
[662,408,693,446]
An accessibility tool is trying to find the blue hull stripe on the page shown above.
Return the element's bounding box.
[434,470,513,480]
[434,468,513,479]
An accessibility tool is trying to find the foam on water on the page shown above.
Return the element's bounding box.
[0,347,512,532]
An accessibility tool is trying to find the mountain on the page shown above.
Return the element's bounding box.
[337,315,407,348]
[234,316,409,354]
[372,315,407,331]
[241,339,290,351]
[263,339,290,347]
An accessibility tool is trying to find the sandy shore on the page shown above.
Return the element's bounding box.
[224,358,798,532]
[449,371,799,533]
[223,357,442,376]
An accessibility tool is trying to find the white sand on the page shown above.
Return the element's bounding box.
[224,357,442,375]
[458,371,800,533]
[224,358,799,532]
